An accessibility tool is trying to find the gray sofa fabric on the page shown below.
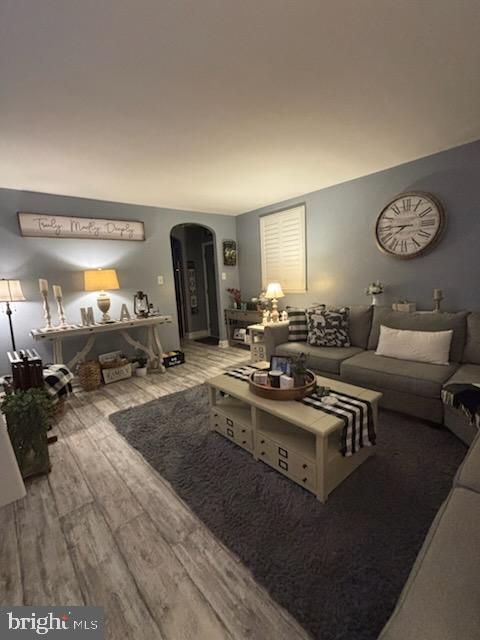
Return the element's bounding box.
[454,432,480,494]
[340,350,458,399]
[379,486,480,640]
[444,406,478,446]
[462,312,480,363]
[346,304,373,349]
[275,342,363,375]
[264,322,289,360]
[367,308,468,362]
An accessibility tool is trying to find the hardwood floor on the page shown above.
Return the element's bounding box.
[0,341,310,640]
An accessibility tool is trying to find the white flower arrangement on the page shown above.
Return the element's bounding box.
[364,280,384,296]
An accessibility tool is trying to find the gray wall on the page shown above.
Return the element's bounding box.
[237,139,480,312]
[0,189,238,373]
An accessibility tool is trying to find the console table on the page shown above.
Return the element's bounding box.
[31,316,173,372]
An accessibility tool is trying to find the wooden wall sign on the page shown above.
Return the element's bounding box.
[18,212,145,241]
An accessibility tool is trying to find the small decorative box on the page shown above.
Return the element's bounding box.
[253,371,269,385]
[280,374,294,389]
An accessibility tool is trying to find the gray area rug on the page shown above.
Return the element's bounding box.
[110,384,466,640]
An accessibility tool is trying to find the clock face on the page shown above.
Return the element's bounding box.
[375,192,445,258]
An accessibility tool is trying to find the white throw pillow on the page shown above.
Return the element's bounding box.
[375,325,453,365]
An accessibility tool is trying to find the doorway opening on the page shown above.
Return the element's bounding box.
[170,224,220,345]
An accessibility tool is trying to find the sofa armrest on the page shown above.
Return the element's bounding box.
[264,323,290,359]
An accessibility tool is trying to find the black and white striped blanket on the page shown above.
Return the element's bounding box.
[442,383,480,429]
[225,366,375,457]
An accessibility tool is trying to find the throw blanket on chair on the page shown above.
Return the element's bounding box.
[43,365,74,403]
[225,365,376,457]
[442,383,480,429]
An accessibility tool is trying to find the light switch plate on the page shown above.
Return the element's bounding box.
[157,275,164,285]
[221,272,227,280]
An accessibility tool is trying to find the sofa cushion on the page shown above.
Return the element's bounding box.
[379,487,480,640]
[275,341,363,375]
[341,350,458,398]
[463,312,480,364]
[348,304,373,349]
[454,431,480,494]
[367,307,468,362]
[286,307,308,341]
[376,325,453,365]
[306,306,351,347]
[445,363,480,386]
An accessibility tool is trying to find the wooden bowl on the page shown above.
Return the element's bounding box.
[248,370,316,401]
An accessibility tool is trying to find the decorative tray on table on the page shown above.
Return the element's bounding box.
[248,369,316,401]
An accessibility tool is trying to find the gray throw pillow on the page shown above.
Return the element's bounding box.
[307,306,351,347]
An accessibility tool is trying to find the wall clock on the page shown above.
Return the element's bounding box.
[375,192,445,259]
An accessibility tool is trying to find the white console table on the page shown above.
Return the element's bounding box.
[31,316,173,372]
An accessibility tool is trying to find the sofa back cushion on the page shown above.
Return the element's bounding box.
[348,305,373,349]
[463,312,480,364]
[367,307,468,362]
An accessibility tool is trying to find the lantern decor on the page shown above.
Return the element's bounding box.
[134,291,150,318]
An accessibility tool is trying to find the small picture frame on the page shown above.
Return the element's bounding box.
[269,355,292,376]
[223,240,237,266]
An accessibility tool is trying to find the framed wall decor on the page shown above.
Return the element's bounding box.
[223,239,237,266]
[18,212,145,241]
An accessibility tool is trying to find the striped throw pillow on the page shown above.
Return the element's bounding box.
[287,308,308,342]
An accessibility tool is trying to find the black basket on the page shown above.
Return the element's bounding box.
[162,350,185,368]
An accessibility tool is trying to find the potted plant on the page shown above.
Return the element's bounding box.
[134,350,148,377]
[290,352,308,387]
[365,280,385,306]
[1,388,52,479]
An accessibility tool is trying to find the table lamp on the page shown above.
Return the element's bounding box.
[83,268,120,323]
[0,279,26,351]
[265,282,284,323]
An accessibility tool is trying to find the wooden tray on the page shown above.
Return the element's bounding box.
[248,370,316,401]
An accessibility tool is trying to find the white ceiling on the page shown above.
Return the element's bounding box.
[1,1,480,215]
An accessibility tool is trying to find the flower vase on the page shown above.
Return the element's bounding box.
[372,295,379,306]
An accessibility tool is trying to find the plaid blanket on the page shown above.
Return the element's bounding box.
[225,366,375,457]
[43,365,74,403]
[442,383,480,429]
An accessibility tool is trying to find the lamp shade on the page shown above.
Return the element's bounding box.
[84,269,120,292]
[0,279,26,302]
[265,282,285,299]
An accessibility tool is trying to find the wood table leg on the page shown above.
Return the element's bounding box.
[151,325,166,373]
[316,434,328,503]
[120,330,157,369]
[52,338,63,364]
[68,335,96,371]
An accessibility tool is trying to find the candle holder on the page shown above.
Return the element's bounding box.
[55,294,71,329]
[41,290,54,332]
[433,289,444,313]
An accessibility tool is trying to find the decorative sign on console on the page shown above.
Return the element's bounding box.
[18,212,145,241]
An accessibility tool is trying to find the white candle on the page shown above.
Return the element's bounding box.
[39,278,48,293]
[53,285,62,298]
[433,289,443,300]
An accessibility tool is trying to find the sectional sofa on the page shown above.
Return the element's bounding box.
[265,306,480,639]
[265,305,480,444]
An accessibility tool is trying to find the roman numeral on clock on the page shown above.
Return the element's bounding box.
[381,232,394,243]
[420,218,436,227]
[402,199,411,211]
[390,204,401,215]
[400,240,408,252]
[411,237,421,248]
[419,206,433,218]
[418,230,431,239]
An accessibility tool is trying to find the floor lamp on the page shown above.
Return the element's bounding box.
[0,279,26,352]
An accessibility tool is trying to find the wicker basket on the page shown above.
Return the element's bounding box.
[78,360,102,391]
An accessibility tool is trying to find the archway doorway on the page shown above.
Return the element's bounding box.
[170,224,220,344]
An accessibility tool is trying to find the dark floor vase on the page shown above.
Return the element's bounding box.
[2,389,51,479]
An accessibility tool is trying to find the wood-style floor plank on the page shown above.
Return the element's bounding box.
[1,341,310,640]
[116,512,232,640]
[0,503,23,606]
[62,503,162,640]
[15,477,84,605]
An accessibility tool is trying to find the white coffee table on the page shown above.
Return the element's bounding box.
[208,372,381,502]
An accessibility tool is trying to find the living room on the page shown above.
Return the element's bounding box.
[1,2,479,640]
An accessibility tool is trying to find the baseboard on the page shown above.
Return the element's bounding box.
[186,330,209,340]
[218,339,229,348]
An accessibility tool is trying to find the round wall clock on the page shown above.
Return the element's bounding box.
[375,192,446,259]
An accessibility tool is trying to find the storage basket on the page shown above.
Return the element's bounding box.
[78,360,102,391]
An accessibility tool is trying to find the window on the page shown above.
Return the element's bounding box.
[260,204,306,293]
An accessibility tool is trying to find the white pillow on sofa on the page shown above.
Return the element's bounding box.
[375,325,453,365]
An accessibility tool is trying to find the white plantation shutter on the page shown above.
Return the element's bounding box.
[260,205,306,292]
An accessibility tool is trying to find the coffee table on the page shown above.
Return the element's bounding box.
[208,372,382,502]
